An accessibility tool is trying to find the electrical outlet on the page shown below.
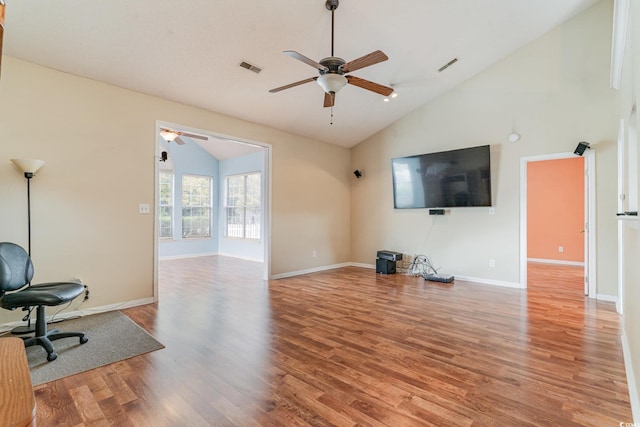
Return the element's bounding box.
[139,203,150,214]
[312,250,317,258]
[489,259,495,268]
[558,246,564,253]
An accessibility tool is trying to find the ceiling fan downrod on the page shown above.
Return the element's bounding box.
[326,0,339,57]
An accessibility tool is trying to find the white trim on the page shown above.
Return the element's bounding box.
[586,150,597,298]
[520,157,528,288]
[351,263,376,269]
[0,297,154,334]
[618,220,625,314]
[272,263,520,289]
[270,263,352,279]
[527,258,584,267]
[153,120,274,290]
[159,252,219,261]
[453,275,522,289]
[622,328,640,422]
[216,252,264,263]
[595,294,617,303]
[520,152,596,297]
[610,0,630,90]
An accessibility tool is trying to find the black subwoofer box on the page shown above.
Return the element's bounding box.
[376,258,396,274]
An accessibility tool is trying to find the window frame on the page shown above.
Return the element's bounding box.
[181,174,213,239]
[224,172,261,240]
[158,170,174,240]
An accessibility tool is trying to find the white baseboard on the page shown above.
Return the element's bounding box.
[596,294,618,303]
[453,275,522,289]
[350,263,375,269]
[528,258,585,267]
[272,263,521,290]
[216,252,264,263]
[0,297,154,334]
[270,263,352,279]
[159,252,218,260]
[622,328,640,422]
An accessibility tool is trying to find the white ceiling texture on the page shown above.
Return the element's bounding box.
[4,0,600,152]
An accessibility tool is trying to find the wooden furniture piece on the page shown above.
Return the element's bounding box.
[0,337,36,427]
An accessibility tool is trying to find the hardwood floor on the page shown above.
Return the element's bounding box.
[33,258,632,426]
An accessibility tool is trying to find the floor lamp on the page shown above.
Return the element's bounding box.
[10,158,45,334]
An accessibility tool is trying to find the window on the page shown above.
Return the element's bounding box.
[159,171,173,239]
[225,172,261,239]
[182,175,212,238]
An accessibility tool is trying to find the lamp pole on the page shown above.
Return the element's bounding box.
[9,159,45,335]
[25,172,33,256]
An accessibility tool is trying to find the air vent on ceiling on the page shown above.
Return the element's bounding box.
[239,60,262,74]
[438,57,458,73]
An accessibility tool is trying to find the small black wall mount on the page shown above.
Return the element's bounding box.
[353,169,362,179]
[429,209,445,215]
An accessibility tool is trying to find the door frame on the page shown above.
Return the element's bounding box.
[152,121,272,302]
[519,150,596,296]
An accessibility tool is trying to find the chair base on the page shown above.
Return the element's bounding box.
[22,306,88,362]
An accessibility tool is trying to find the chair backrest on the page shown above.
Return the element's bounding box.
[0,242,34,294]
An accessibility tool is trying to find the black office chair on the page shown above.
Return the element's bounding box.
[0,242,88,361]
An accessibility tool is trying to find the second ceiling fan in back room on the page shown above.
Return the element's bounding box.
[269,0,393,123]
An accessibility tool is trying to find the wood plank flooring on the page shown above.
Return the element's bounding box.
[32,258,632,426]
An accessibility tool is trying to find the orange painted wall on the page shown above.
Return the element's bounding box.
[527,157,584,263]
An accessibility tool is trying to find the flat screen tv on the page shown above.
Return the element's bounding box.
[391,145,492,209]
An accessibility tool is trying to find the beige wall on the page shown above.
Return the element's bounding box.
[0,56,351,324]
[618,0,640,419]
[351,0,617,292]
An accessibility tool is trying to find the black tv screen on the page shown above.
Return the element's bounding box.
[391,145,492,209]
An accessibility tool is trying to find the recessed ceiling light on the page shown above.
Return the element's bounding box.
[384,98,390,102]
[391,93,398,98]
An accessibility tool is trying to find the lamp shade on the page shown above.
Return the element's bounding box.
[317,73,347,94]
[11,158,45,175]
[159,129,178,142]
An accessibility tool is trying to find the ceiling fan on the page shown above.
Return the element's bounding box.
[159,127,208,145]
[269,0,393,108]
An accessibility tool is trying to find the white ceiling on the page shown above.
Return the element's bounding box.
[4,0,600,149]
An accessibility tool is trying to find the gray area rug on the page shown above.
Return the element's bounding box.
[27,311,164,386]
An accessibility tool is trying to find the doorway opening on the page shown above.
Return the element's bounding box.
[519,151,596,296]
[153,121,271,302]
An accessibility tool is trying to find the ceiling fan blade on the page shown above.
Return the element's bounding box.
[178,131,208,141]
[341,50,388,74]
[283,51,329,72]
[269,77,317,93]
[174,136,186,145]
[323,92,335,108]
[346,75,394,96]
[160,127,208,142]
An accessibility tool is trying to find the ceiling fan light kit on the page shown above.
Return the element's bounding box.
[159,129,178,142]
[317,73,347,94]
[269,0,393,113]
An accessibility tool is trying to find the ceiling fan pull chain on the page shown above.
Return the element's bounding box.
[330,106,334,125]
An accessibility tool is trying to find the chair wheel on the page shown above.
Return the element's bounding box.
[80,336,88,344]
[47,352,58,362]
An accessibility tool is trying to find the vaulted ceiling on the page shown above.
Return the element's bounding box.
[4,0,601,148]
